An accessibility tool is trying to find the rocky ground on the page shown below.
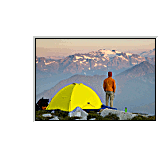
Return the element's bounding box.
[35,109,155,121]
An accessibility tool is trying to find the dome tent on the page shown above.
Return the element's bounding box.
[46,83,102,112]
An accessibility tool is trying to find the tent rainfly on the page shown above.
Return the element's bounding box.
[46,83,102,112]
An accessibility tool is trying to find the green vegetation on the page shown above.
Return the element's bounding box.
[36,109,68,121]
[60,116,82,121]
[87,112,102,120]
[103,113,120,120]
[36,110,53,121]
[87,112,119,120]
[53,110,69,118]
[131,115,155,120]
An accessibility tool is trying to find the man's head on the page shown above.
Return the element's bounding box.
[108,71,112,77]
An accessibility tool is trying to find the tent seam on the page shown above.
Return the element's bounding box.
[69,84,76,111]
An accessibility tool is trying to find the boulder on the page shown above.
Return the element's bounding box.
[100,108,138,120]
[49,116,59,120]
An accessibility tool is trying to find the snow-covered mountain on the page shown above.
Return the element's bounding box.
[36,49,155,75]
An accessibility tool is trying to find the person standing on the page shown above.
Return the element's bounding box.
[103,71,116,107]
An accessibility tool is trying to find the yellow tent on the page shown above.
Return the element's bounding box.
[46,83,102,111]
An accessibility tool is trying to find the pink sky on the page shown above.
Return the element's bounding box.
[36,39,155,57]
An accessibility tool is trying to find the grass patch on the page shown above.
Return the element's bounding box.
[103,113,119,120]
[60,116,82,121]
[87,112,119,120]
[36,109,69,121]
[131,115,155,120]
[36,110,53,121]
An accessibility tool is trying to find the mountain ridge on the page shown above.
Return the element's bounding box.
[115,61,155,81]
[36,49,155,75]
[139,48,155,57]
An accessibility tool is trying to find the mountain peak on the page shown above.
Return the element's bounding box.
[134,61,155,69]
[116,61,155,80]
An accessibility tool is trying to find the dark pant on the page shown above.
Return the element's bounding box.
[106,91,114,107]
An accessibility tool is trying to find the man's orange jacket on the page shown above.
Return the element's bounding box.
[103,77,116,92]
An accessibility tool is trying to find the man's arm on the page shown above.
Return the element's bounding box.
[103,80,106,92]
[113,79,116,93]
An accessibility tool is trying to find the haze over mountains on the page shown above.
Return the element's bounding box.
[114,61,155,114]
[36,59,155,114]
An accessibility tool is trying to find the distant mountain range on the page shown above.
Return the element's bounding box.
[139,48,155,57]
[36,49,155,75]
[115,61,155,95]
[115,61,155,82]
[114,61,155,114]
[36,61,155,114]
[45,56,66,60]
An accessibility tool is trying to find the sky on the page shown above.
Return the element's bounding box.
[36,39,155,57]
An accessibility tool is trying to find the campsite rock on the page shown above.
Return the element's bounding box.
[51,110,55,114]
[49,116,59,120]
[69,107,88,120]
[89,118,96,120]
[42,114,52,117]
[100,109,138,120]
